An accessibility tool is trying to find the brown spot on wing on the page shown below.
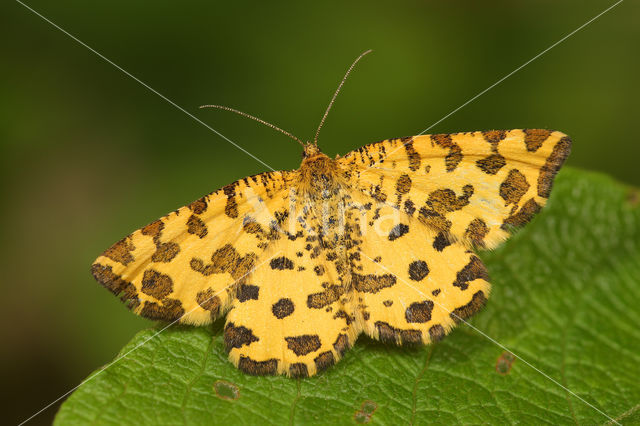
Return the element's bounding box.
[151,242,180,263]
[141,219,164,238]
[141,219,180,262]
[375,321,422,345]
[333,309,354,325]
[196,288,221,317]
[476,154,506,175]
[538,136,571,198]
[524,129,551,152]
[388,223,409,241]
[307,285,345,308]
[242,220,263,235]
[465,218,489,247]
[224,322,259,351]
[482,130,507,150]
[431,134,463,172]
[418,207,452,234]
[91,263,139,309]
[191,244,257,280]
[314,351,335,373]
[333,334,350,357]
[285,335,322,356]
[187,214,208,238]
[432,232,451,251]
[404,200,416,216]
[270,256,294,270]
[141,269,173,299]
[501,198,542,229]
[188,196,208,214]
[405,301,434,323]
[450,291,487,323]
[500,169,530,206]
[238,356,277,375]
[402,138,421,171]
[408,260,429,281]
[222,182,239,218]
[396,174,412,194]
[289,363,309,378]
[140,298,184,321]
[371,185,387,203]
[103,236,135,266]
[427,185,474,213]
[353,273,396,293]
[236,284,260,302]
[272,298,295,318]
[429,324,445,342]
[453,256,489,290]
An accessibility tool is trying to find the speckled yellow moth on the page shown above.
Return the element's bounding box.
[92,51,570,377]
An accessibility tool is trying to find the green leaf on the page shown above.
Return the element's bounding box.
[55,168,640,425]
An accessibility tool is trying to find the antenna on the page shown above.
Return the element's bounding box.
[199,104,305,147]
[314,49,372,146]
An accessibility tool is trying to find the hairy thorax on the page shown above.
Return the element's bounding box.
[297,145,346,201]
[296,144,355,252]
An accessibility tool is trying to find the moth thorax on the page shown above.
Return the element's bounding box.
[299,154,344,200]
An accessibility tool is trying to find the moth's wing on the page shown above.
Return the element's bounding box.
[91,171,293,325]
[338,129,571,249]
[346,198,490,344]
[223,214,360,377]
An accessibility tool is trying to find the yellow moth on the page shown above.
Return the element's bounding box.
[92,51,570,377]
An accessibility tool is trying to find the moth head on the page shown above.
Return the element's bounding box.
[302,143,322,159]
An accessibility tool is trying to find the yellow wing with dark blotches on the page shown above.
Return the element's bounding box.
[91,171,293,325]
[338,129,571,249]
[224,234,360,377]
[345,196,490,345]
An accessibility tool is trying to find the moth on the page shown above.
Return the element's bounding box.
[92,51,571,377]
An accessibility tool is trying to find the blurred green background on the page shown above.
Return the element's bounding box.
[2,0,637,424]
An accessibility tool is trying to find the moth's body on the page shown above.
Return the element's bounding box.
[93,130,570,377]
